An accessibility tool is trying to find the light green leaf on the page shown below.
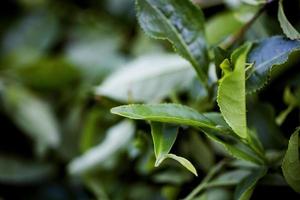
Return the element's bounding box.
[276,87,299,125]
[150,122,178,162]
[112,104,266,165]
[161,154,198,176]
[68,120,135,175]
[206,11,244,44]
[95,54,195,103]
[234,167,267,200]
[2,84,60,155]
[111,104,218,130]
[136,0,209,82]
[278,0,300,40]
[150,122,197,176]
[282,128,300,193]
[241,0,268,5]
[217,44,252,139]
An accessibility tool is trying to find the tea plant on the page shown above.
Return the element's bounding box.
[0,0,300,199]
[109,0,300,199]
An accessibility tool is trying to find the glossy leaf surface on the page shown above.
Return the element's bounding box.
[136,0,209,82]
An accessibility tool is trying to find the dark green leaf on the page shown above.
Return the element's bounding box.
[282,128,300,193]
[0,155,54,184]
[278,0,300,40]
[2,84,60,155]
[234,167,267,200]
[136,0,209,82]
[207,169,251,188]
[247,100,286,149]
[246,36,300,92]
[195,188,232,200]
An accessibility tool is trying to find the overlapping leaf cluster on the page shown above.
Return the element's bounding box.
[0,0,300,199]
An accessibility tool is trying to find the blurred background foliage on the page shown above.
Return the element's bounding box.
[0,0,300,199]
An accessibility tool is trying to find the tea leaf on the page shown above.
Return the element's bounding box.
[246,36,300,92]
[206,11,244,45]
[161,154,198,176]
[0,155,54,184]
[95,54,194,103]
[282,128,300,193]
[278,0,300,40]
[150,122,178,162]
[112,104,266,164]
[207,169,251,188]
[234,167,267,200]
[2,84,60,155]
[217,44,252,139]
[111,104,219,130]
[136,0,209,82]
[150,122,197,176]
[68,120,135,175]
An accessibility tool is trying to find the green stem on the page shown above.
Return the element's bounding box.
[221,1,274,49]
[184,160,226,200]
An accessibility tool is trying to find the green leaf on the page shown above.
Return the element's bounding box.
[2,84,60,155]
[95,54,195,103]
[0,155,54,184]
[278,0,300,40]
[217,44,252,139]
[248,100,286,149]
[241,0,268,5]
[182,132,215,172]
[207,169,251,188]
[194,188,232,200]
[246,36,300,93]
[2,10,59,67]
[112,104,266,164]
[150,122,178,162]
[65,19,126,82]
[234,167,267,200]
[161,154,198,176]
[206,11,244,45]
[68,120,135,175]
[282,128,300,193]
[136,0,209,82]
[150,122,197,176]
[111,104,219,130]
[17,57,79,91]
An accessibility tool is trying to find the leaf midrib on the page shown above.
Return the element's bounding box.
[251,46,300,73]
[142,0,206,81]
[111,109,219,131]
